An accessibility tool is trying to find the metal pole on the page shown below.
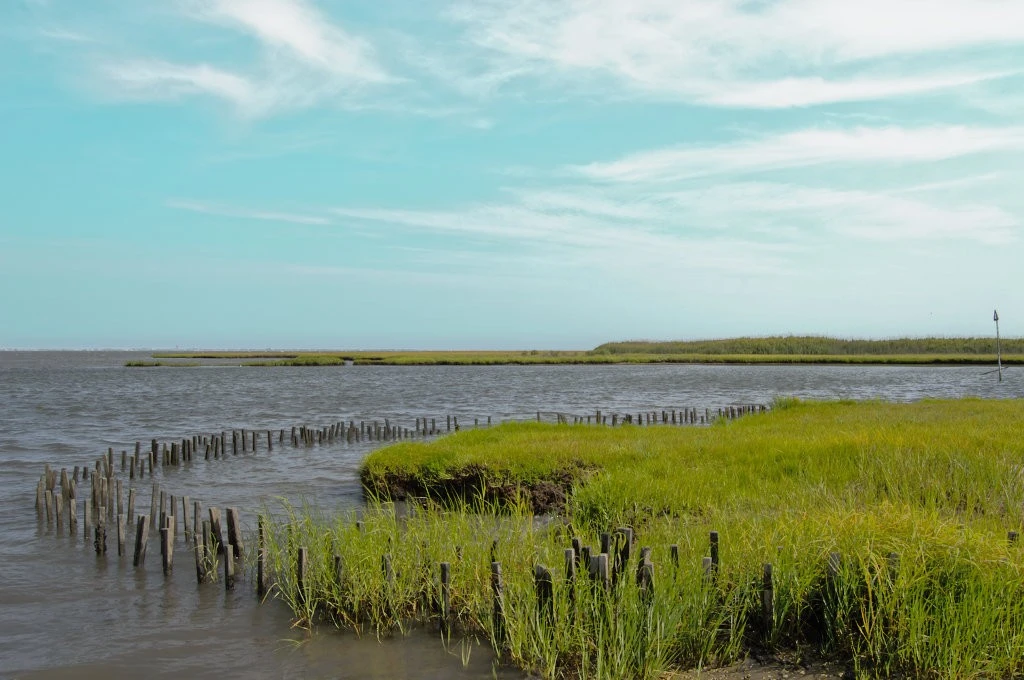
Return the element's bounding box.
[995,309,1003,383]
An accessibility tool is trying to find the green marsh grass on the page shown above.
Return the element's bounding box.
[147,342,1024,366]
[260,399,1024,678]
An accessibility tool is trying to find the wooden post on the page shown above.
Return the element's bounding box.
[69,496,78,532]
[194,535,207,584]
[257,515,268,598]
[161,514,174,575]
[670,544,679,569]
[133,515,149,566]
[182,496,192,544]
[94,513,106,555]
[224,540,235,590]
[439,562,451,635]
[201,520,212,568]
[193,501,202,547]
[149,485,158,530]
[84,498,92,539]
[710,531,720,575]
[702,556,714,583]
[209,507,224,554]
[44,489,54,524]
[54,493,64,533]
[638,559,654,604]
[491,562,505,647]
[226,507,244,558]
[116,514,126,556]
[535,564,553,625]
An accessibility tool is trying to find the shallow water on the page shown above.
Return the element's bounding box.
[0,352,1019,678]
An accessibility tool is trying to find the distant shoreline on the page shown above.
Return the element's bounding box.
[128,342,1023,367]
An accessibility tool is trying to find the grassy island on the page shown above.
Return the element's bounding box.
[258,398,1024,679]
[139,336,1024,367]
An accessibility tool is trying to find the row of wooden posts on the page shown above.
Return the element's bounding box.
[546,404,766,426]
[283,529,771,639]
[44,455,1002,642]
[35,462,778,630]
[36,462,248,589]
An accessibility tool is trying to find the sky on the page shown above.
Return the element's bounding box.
[1,0,1022,350]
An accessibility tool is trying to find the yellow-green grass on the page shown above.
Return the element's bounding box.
[362,398,1024,528]
[123,360,201,367]
[252,399,1024,678]
[595,336,1024,356]
[146,349,1024,366]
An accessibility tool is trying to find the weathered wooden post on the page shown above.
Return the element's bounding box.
[439,562,451,635]
[94,512,107,555]
[161,515,174,575]
[209,507,224,554]
[116,514,126,556]
[193,501,202,547]
[257,515,268,598]
[226,507,244,558]
[84,498,92,539]
[182,496,192,544]
[491,562,506,647]
[224,539,235,590]
[133,515,149,566]
[762,563,774,639]
[535,564,553,625]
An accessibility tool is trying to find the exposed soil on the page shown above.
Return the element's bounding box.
[362,464,588,514]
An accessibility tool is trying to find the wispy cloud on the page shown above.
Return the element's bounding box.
[38,28,95,43]
[89,0,396,116]
[575,125,1024,183]
[447,0,1024,107]
[185,0,393,84]
[168,199,331,225]
[104,61,260,111]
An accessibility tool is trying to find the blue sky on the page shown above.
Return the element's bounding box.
[1,0,1022,349]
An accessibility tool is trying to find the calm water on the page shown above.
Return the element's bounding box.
[1,352,1019,678]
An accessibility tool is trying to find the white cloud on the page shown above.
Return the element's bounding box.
[90,0,397,116]
[38,28,95,43]
[168,199,332,225]
[575,125,1024,183]
[657,182,1018,244]
[696,72,1014,109]
[186,0,392,84]
[103,61,261,112]
[447,0,1024,107]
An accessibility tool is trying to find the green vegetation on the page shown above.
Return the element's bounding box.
[259,399,1024,678]
[139,340,1024,367]
[595,335,1024,356]
[152,352,300,359]
[123,360,201,367]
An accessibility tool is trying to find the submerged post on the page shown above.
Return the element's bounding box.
[994,309,1003,382]
[491,562,506,647]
